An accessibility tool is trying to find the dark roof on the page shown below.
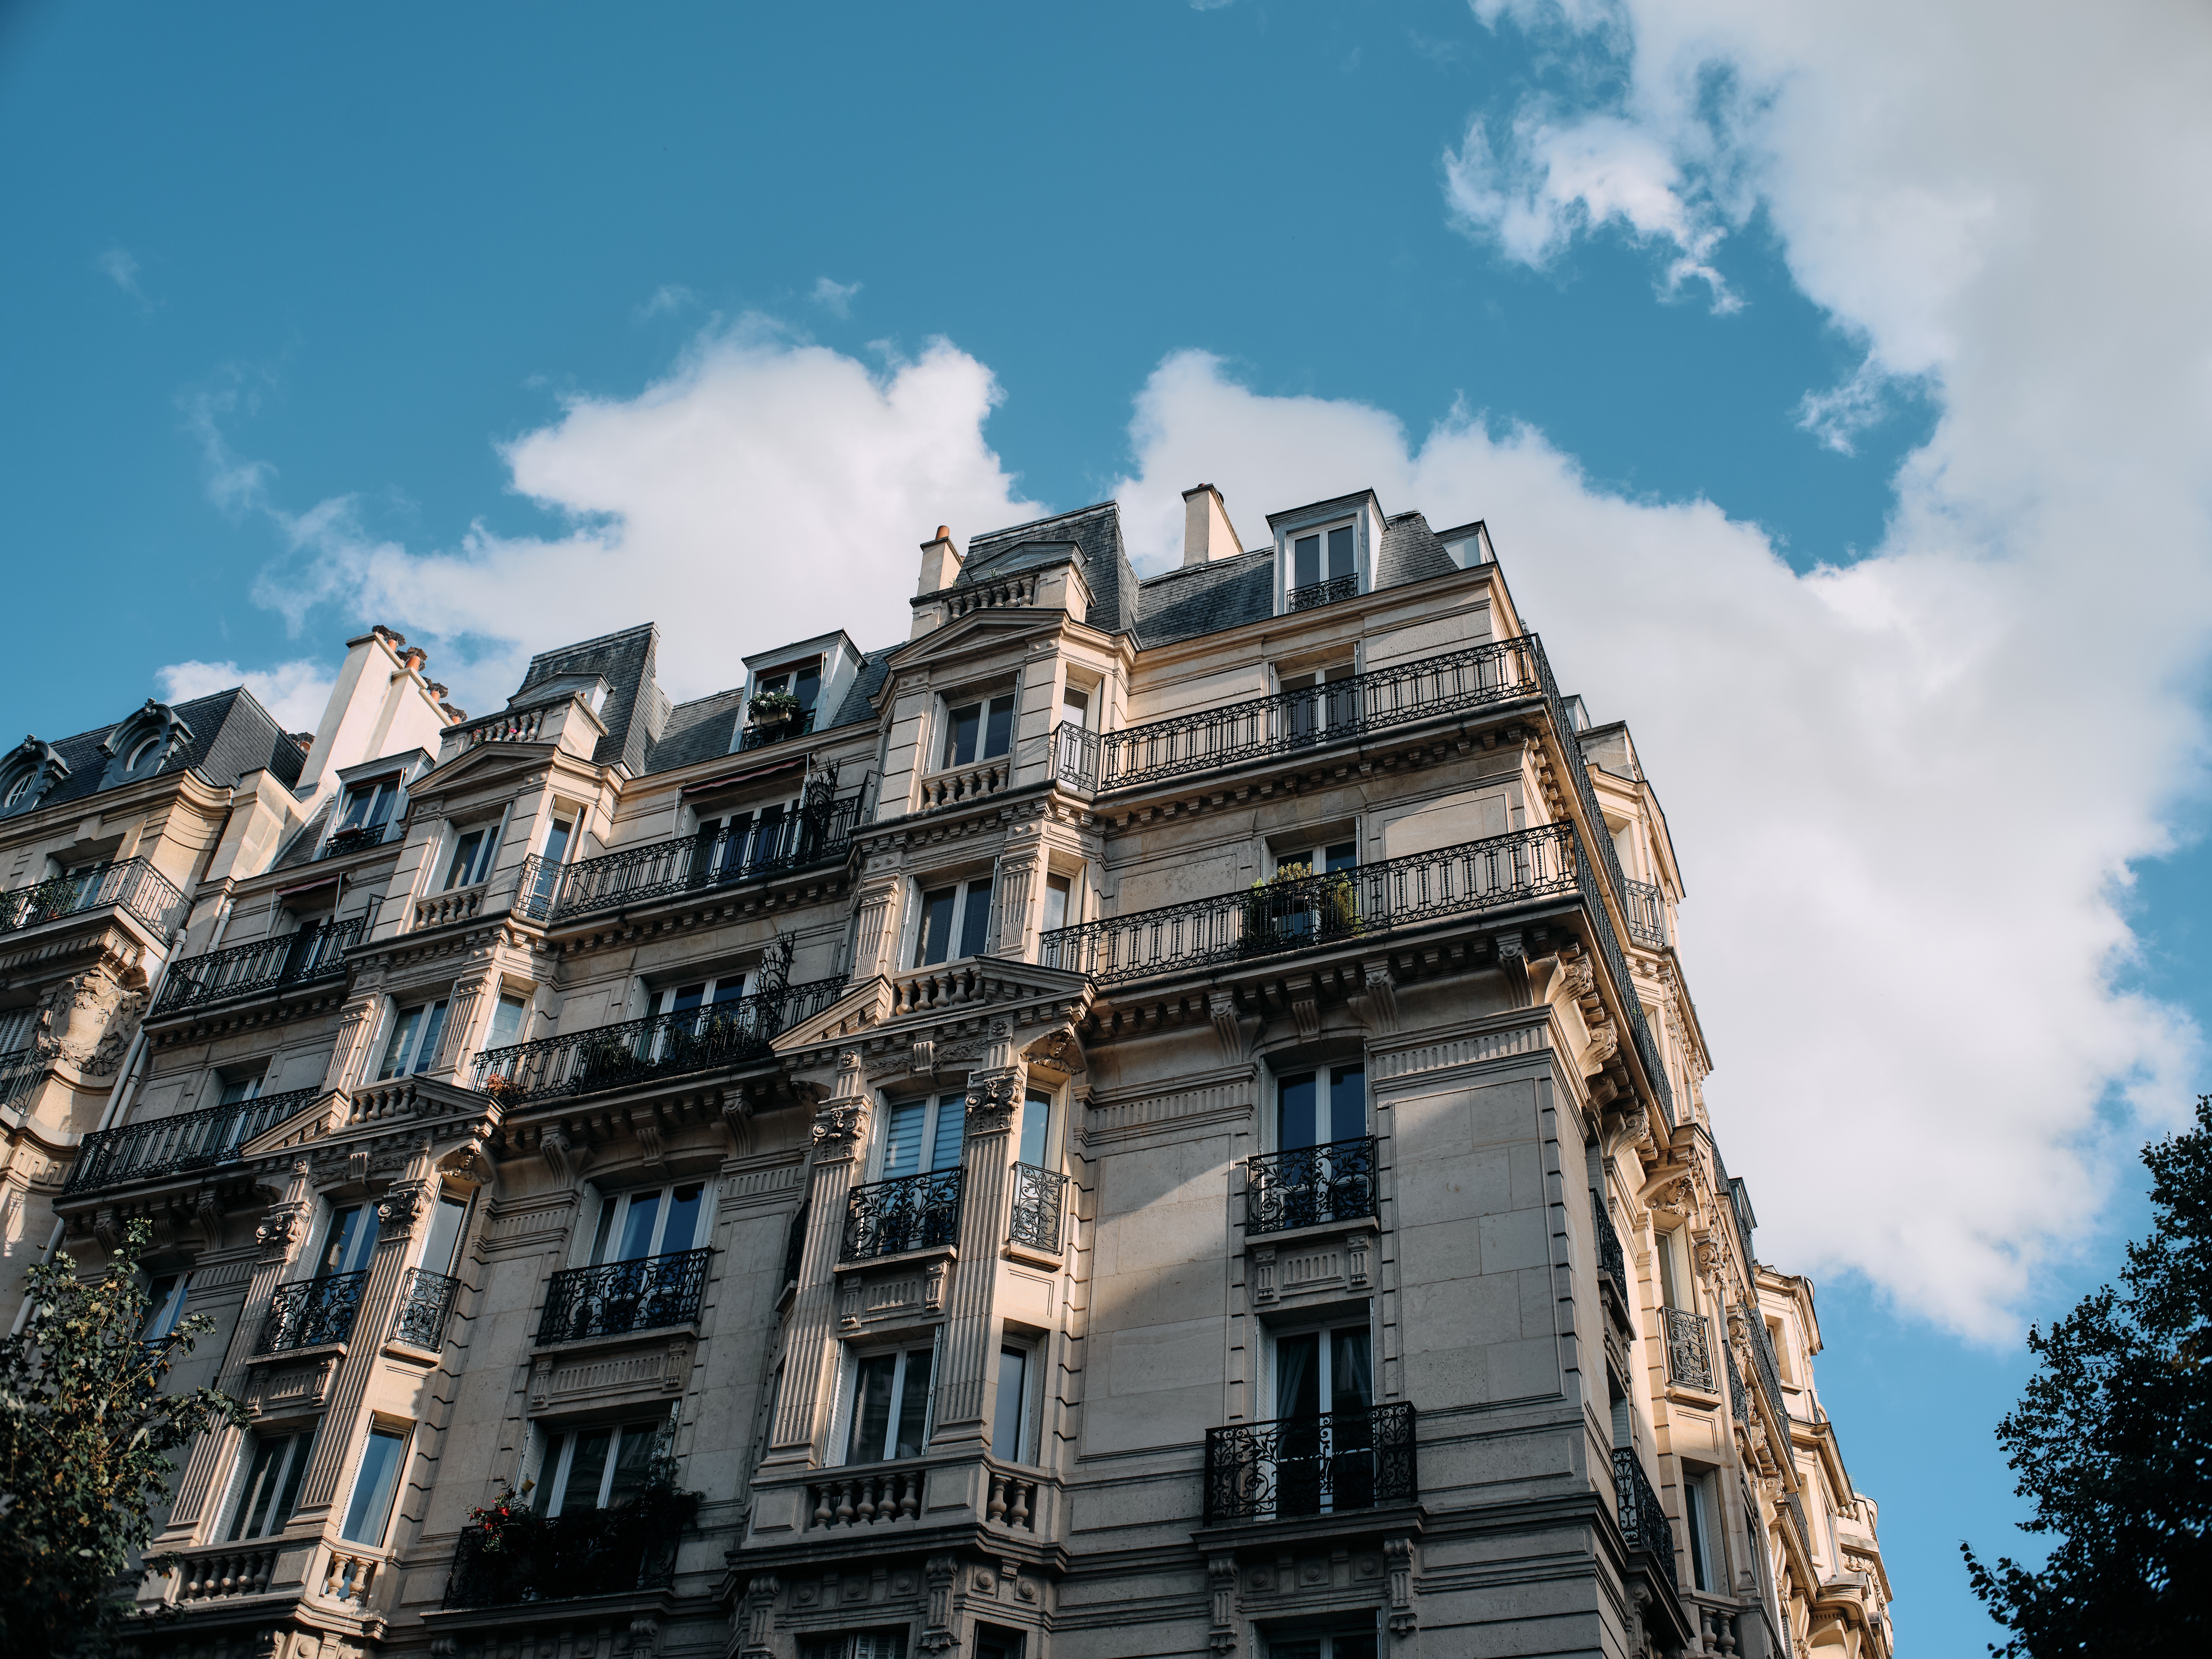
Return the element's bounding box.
[10,687,304,821]
[826,648,896,729]
[642,690,744,776]
[514,623,665,773]
[961,502,1139,637]
[270,794,336,871]
[1374,511,1459,589]
[1134,549,1276,646]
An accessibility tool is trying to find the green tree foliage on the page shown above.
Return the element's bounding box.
[0,1220,247,1657]
[1963,1094,2212,1653]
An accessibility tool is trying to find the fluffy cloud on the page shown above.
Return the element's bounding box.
[156,658,335,734]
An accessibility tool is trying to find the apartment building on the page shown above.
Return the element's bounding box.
[39,486,1892,1659]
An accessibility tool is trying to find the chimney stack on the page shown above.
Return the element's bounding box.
[1181,484,1244,567]
[917,525,964,595]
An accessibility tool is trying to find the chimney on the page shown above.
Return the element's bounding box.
[917,525,964,595]
[1181,484,1244,567]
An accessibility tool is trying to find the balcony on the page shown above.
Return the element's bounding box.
[472,975,847,1105]
[0,1049,41,1117]
[1623,879,1668,949]
[536,1248,711,1345]
[441,1490,696,1609]
[320,820,401,860]
[1285,574,1360,613]
[64,1086,325,1197]
[0,857,188,939]
[1663,1306,1715,1391]
[1742,1301,1788,1419]
[255,1270,369,1354]
[1592,1191,1630,1308]
[1204,1402,1417,1525]
[842,1169,963,1262]
[151,914,368,1017]
[1008,1163,1067,1253]
[737,707,817,750]
[1042,821,1580,986]
[1049,721,1099,793]
[1245,1137,1377,1235]
[515,783,864,926]
[391,1267,461,1351]
[1612,1446,1675,1558]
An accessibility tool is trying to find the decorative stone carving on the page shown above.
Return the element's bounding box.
[1359,959,1400,1035]
[738,1576,781,1659]
[34,967,146,1074]
[1209,989,1245,1063]
[910,1038,936,1077]
[1289,977,1320,1042]
[377,1182,428,1239]
[811,1103,867,1149]
[636,1122,668,1169]
[1384,1535,1418,1637]
[1207,1551,1239,1654]
[193,1190,224,1252]
[920,1555,958,1652]
[964,1066,1021,1134]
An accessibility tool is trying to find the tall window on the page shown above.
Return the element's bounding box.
[1277,1065,1366,1150]
[942,694,1015,768]
[528,814,575,907]
[444,824,499,889]
[800,1632,908,1659]
[339,1423,410,1545]
[1290,523,1356,592]
[141,1273,192,1342]
[588,1182,709,1264]
[337,777,400,834]
[991,1341,1034,1464]
[1041,873,1073,935]
[318,1204,381,1277]
[1657,1228,1689,1310]
[879,1095,965,1179]
[377,999,449,1078]
[1017,1089,1051,1169]
[1683,1467,1719,1591]
[756,662,823,715]
[1276,1324,1373,1420]
[652,974,748,1023]
[420,1192,471,1278]
[1273,1322,1376,1516]
[848,1342,934,1463]
[914,877,992,966]
[542,1421,661,1514]
[215,1068,265,1107]
[227,1429,315,1540]
[1265,1630,1376,1659]
[485,992,529,1051]
[1059,683,1093,730]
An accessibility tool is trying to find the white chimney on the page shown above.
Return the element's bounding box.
[917,526,964,594]
[1181,484,1244,567]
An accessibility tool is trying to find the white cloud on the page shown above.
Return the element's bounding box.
[637,283,698,320]
[809,277,863,318]
[95,246,155,308]
[156,658,335,734]
[231,318,1042,711]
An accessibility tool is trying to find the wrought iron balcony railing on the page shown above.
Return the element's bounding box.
[1663,1306,1714,1391]
[442,1491,695,1608]
[1285,574,1360,612]
[0,1049,42,1117]
[1623,879,1668,949]
[1612,1446,1675,1559]
[1203,1401,1417,1525]
[738,708,817,750]
[1592,1191,1630,1308]
[152,914,369,1016]
[0,857,188,939]
[472,975,846,1105]
[515,782,866,925]
[1742,1302,1788,1419]
[1049,720,1099,793]
[320,820,402,860]
[1041,821,1579,986]
[842,1169,963,1262]
[536,1248,712,1345]
[1245,1136,1377,1235]
[1009,1164,1067,1252]
[391,1267,461,1350]
[255,1270,369,1354]
[64,1085,325,1196]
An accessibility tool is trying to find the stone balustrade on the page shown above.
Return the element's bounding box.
[808,1466,926,1529]
[174,1544,280,1602]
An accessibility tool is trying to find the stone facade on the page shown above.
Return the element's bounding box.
[37,495,1892,1659]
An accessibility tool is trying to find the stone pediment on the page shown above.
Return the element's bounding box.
[886,606,1060,674]
[773,957,1093,1084]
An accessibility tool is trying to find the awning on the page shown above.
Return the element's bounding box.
[274,873,341,902]
[681,756,808,796]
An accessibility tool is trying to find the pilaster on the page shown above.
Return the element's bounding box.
[765,1053,871,1462]
[932,1023,1023,1445]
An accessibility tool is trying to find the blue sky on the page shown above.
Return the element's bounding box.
[8,3,2210,1648]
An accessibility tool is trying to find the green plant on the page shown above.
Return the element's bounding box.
[747,689,803,725]
[0,1220,248,1658]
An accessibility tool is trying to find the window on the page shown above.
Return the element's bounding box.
[756,662,823,715]
[486,993,529,1051]
[1281,666,1357,741]
[141,1273,192,1342]
[542,1421,661,1515]
[125,734,164,772]
[337,778,400,834]
[444,823,499,889]
[1041,873,1073,935]
[800,1631,908,1659]
[847,1342,935,1463]
[991,1341,1034,1463]
[528,814,575,907]
[879,1094,965,1179]
[377,999,449,1078]
[318,1203,381,1277]
[1290,523,1356,595]
[972,1629,1025,1659]
[1272,1321,1376,1516]
[1683,1467,1719,1591]
[588,1182,709,1264]
[1276,1064,1366,1150]
[914,877,993,967]
[1276,1324,1373,1419]
[216,1068,266,1107]
[339,1423,410,1544]
[651,973,748,1022]
[421,1192,471,1278]
[942,693,1015,768]
[1059,683,1093,729]
[2,772,32,808]
[1265,1630,1376,1659]
[1017,1089,1052,1169]
[227,1428,315,1540]
[1275,840,1357,880]
[695,803,798,881]
[1657,1228,1688,1310]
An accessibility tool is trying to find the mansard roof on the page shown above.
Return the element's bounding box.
[513,622,666,774]
[959,500,1139,636]
[3,685,304,822]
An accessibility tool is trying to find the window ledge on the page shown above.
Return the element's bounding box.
[1002,1240,1063,1270]
[832,1241,957,1277]
[1239,1212,1381,1250]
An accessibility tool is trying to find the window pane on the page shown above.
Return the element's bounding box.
[662,1184,705,1253]
[881,1102,925,1178]
[917,888,956,967]
[983,695,1015,759]
[1331,1328,1374,1410]
[408,1000,448,1075]
[945,703,981,768]
[710,975,749,1007]
[956,880,994,960]
[561,1427,613,1512]
[1294,534,1320,588]
[669,982,706,1016]
[1018,1090,1051,1168]
[1328,1066,1366,1142]
[1324,841,1357,873]
[422,1195,469,1278]
[320,1206,365,1275]
[543,818,572,864]
[617,1192,662,1261]
[893,1345,934,1459]
[340,1426,408,1544]
[1042,874,1070,935]
[1275,1332,1321,1418]
[378,1006,423,1080]
[142,1274,189,1340]
[217,1072,263,1106]
[607,1423,658,1506]
[794,664,823,713]
[1327,524,1355,580]
[1060,685,1089,724]
[928,1096,966,1173]
[992,1345,1028,1463]
[446,830,485,889]
[1277,1073,1319,1150]
[850,1354,899,1462]
[487,994,527,1050]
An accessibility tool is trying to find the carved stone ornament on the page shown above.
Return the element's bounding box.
[376,1180,429,1239]
[36,967,145,1074]
[255,1205,305,1257]
[1557,954,1596,1000]
[964,1066,1022,1135]
[1385,1535,1419,1637]
[811,1103,867,1148]
[1583,1017,1620,1066]
[1207,1551,1239,1655]
[739,1576,781,1659]
[920,1555,958,1653]
[540,1126,582,1182]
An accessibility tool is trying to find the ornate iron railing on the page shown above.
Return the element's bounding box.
[1623,879,1668,949]
[1095,635,1545,793]
[1203,1401,1417,1524]
[1285,574,1359,612]
[320,820,402,860]
[0,1049,42,1117]
[1783,1490,1814,1555]
[1245,1136,1377,1235]
[153,914,369,1016]
[1663,1306,1714,1391]
[842,1169,963,1262]
[391,1267,460,1350]
[472,974,846,1104]
[1743,1302,1788,1418]
[441,1491,696,1608]
[516,782,866,925]
[1009,1164,1067,1252]
[1049,720,1099,793]
[0,857,188,938]
[1729,1348,1749,1426]
[64,1086,325,1196]
[1592,1191,1630,1307]
[1613,1446,1675,1559]
[536,1248,712,1345]
[738,708,816,750]
[1041,822,1578,985]
[255,1270,369,1353]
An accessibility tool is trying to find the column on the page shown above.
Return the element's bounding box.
[763,1053,873,1463]
[931,1021,1022,1445]
[991,842,1041,962]
[320,995,382,1095]
[851,877,902,981]
[429,969,495,1081]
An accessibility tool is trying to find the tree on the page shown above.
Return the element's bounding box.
[1962,1093,2212,1653]
[0,1220,247,1658]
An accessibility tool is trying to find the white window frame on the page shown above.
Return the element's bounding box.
[141,1271,193,1342]
[839,1339,937,1466]
[583,1180,714,1266]
[1281,517,1361,608]
[337,1418,412,1546]
[1264,1315,1377,1422]
[909,874,995,968]
[539,1419,665,1516]
[939,691,1017,770]
[873,1092,967,1181]
[1683,1464,1722,1591]
[1270,1062,1368,1153]
[224,1426,315,1542]
[990,1335,1040,1466]
[376,996,450,1080]
[442,810,506,891]
[335,775,403,835]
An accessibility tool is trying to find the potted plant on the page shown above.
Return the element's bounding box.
[746,689,804,729]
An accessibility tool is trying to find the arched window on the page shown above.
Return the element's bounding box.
[126,735,163,772]
[2,773,32,808]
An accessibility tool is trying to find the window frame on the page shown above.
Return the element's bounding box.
[442,818,502,891]
[990,1335,1040,1466]
[224,1426,316,1542]
[584,1180,713,1266]
[336,775,402,834]
[873,1092,967,1181]
[1264,1316,1377,1423]
[338,1419,412,1546]
[376,996,451,1080]
[910,874,995,968]
[1271,1062,1369,1153]
[1279,516,1363,611]
[939,691,1017,770]
[840,1339,938,1466]
[537,1418,666,1517]
[141,1271,193,1342]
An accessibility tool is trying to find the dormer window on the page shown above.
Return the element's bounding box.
[3,774,32,809]
[756,661,823,716]
[101,699,193,783]
[1288,522,1358,611]
[339,778,400,833]
[942,695,1015,769]
[125,735,163,772]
